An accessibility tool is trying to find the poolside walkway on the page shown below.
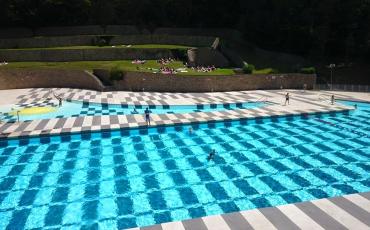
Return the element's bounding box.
[128,191,370,230]
[0,88,362,139]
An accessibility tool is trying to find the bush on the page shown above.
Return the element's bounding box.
[96,38,107,47]
[110,67,124,81]
[270,68,280,74]
[93,35,115,47]
[242,63,255,74]
[172,49,188,59]
[300,67,316,74]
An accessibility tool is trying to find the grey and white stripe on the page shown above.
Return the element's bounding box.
[0,89,353,139]
[127,192,370,230]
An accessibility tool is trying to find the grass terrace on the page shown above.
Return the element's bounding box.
[1,44,192,51]
[1,60,235,76]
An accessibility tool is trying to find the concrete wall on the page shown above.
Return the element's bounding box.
[153,28,243,42]
[0,35,215,49]
[0,48,174,62]
[0,25,243,39]
[0,68,316,92]
[108,71,316,92]
[35,26,104,36]
[187,48,229,67]
[0,69,104,90]
[0,28,34,39]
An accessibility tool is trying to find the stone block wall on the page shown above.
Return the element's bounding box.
[0,68,316,92]
[0,48,174,62]
[187,48,229,67]
[0,69,104,90]
[34,26,104,36]
[0,35,215,49]
[110,72,316,92]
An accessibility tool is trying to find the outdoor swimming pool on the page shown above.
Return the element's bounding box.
[0,101,369,229]
[0,101,268,122]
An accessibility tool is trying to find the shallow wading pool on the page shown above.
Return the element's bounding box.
[0,101,269,122]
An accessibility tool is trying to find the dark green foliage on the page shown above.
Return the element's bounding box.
[172,49,188,59]
[243,63,255,74]
[269,69,279,74]
[93,35,115,46]
[110,67,124,81]
[300,67,316,74]
[1,0,369,61]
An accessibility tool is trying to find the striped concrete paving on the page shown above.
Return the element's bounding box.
[128,192,370,230]
[0,89,354,140]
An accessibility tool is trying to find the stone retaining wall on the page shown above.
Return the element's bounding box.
[0,68,315,92]
[0,25,242,39]
[0,35,215,49]
[0,69,104,90]
[153,28,243,42]
[0,48,174,62]
[109,71,316,92]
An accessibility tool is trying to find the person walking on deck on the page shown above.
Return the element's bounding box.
[284,93,290,105]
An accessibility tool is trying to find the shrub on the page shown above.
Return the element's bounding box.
[269,68,279,74]
[110,67,124,81]
[93,35,115,47]
[300,67,316,74]
[172,49,188,59]
[96,38,107,47]
[242,63,255,74]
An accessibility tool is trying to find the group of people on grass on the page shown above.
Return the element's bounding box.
[191,65,217,73]
[132,59,146,64]
[160,66,177,74]
[157,58,175,65]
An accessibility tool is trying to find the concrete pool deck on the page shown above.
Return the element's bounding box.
[128,192,370,230]
[0,88,367,140]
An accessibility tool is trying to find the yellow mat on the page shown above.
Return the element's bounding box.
[10,107,57,116]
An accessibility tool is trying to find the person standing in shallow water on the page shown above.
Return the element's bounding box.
[284,93,290,105]
[331,94,335,105]
[145,107,151,126]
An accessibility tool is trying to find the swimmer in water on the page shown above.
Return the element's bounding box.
[188,127,193,134]
[207,149,216,161]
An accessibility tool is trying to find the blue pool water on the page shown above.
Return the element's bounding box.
[0,101,267,122]
[0,101,369,229]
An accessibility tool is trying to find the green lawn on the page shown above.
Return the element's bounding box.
[1,44,191,51]
[1,60,235,76]
[253,68,279,74]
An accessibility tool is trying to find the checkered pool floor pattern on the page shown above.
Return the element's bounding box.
[0,109,369,229]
